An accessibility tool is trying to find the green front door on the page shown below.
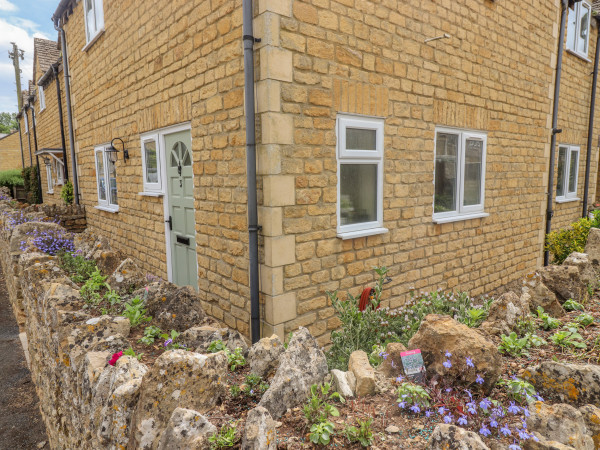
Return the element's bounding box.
[165,129,198,289]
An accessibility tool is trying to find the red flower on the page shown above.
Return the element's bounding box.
[108,351,123,366]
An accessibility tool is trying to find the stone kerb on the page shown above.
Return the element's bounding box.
[0,216,238,448]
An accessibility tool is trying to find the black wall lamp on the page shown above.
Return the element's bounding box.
[107,138,129,163]
[41,155,51,166]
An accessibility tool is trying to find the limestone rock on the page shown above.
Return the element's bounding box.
[481,291,530,335]
[408,314,502,394]
[248,334,284,377]
[522,273,566,317]
[524,436,576,450]
[242,406,277,450]
[563,252,598,286]
[258,327,328,419]
[578,405,600,450]
[427,424,490,449]
[526,402,594,450]
[10,221,65,255]
[348,351,376,396]
[538,265,585,303]
[584,228,600,266]
[180,325,248,356]
[107,258,145,295]
[377,342,407,378]
[95,250,125,277]
[141,283,207,332]
[330,369,354,398]
[522,362,600,406]
[129,350,228,449]
[157,408,216,450]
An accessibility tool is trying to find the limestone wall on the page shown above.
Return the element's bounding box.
[0,205,232,449]
[0,132,24,171]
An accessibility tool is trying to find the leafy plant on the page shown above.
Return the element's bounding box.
[344,417,374,448]
[499,332,546,357]
[139,325,163,345]
[498,377,537,404]
[161,329,184,350]
[22,165,41,204]
[104,289,121,307]
[207,340,246,371]
[368,344,386,368]
[536,307,561,330]
[123,347,143,361]
[242,374,269,398]
[59,251,97,284]
[0,169,24,189]
[208,339,227,353]
[550,329,587,349]
[545,216,597,264]
[397,382,431,409]
[574,313,594,327]
[464,307,488,328]
[229,384,241,398]
[303,382,344,425]
[80,268,110,304]
[563,299,584,312]
[122,297,152,327]
[515,316,537,337]
[310,420,335,446]
[60,180,74,205]
[209,422,239,449]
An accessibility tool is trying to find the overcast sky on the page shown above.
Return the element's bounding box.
[0,0,58,114]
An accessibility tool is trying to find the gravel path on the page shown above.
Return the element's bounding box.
[0,265,48,449]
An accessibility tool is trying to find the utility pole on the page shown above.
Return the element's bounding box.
[8,42,24,110]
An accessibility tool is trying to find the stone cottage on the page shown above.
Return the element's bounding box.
[39,0,600,344]
[0,132,24,171]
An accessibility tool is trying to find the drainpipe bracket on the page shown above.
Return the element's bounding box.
[243,35,261,43]
[552,128,562,135]
[546,210,554,221]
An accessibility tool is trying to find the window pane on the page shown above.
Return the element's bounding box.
[144,140,159,184]
[340,164,377,226]
[96,151,106,201]
[85,0,95,40]
[46,166,53,192]
[346,128,377,151]
[556,147,567,197]
[463,138,483,206]
[569,149,578,194]
[578,4,590,55]
[567,5,577,51]
[106,155,118,206]
[434,133,458,213]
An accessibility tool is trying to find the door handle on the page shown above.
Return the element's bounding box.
[165,215,172,230]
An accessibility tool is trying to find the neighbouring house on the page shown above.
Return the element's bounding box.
[0,132,24,171]
[37,0,600,344]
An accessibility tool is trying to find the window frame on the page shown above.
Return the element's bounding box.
[94,144,119,212]
[433,127,488,223]
[556,144,580,202]
[38,86,45,112]
[45,164,53,194]
[139,133,163,194]
[336,114,387,239]
[566,0,591,59]
[83,0,105,46]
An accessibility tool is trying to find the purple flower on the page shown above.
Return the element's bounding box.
[164,339,173,347]
[479,426,491,437]
[443,414,453,424]
[464,389,473,400]
[425,409,432,418]
[534,393,544,402]
[438,406,447,415]
[445,351,452,358]
[479,398,492,411]
[396,375,404,382]
[410,404,421,413]
[500,425,512,436]
[508,402,521,415]
[476,374,484,385]
[457,415,468,426]
[518,429,531,440]
[466,402,477,415]
[443,360,452,369]
[465,357,474,368]
[523,407,530,417]
[509,444,522,450]
[398,401,407,409]
[490,418,498,428]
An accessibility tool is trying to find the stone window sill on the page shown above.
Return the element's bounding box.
[337,227,388,240]
[433,212,489,224]
[138,192,164,197]
[94,205,119,213]
[566,49,591,63]
[82,28,105,52]
[556,197,580,204]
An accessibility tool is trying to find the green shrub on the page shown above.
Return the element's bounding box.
[58,251,98,284]
[122,297,152,327]
[61,180,74,204]
[498,332,546,357]
[22,166,41,204]
[0,169,23,190]
[546,211,600,264]
[344,418,374,448]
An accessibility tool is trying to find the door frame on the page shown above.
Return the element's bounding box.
[142,121,193,283]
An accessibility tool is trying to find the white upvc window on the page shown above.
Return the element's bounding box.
[46,165,53,193]
[54,158,64,185]
[84,0,104,44]
[94,145,119,212]
[140,133,163,193]
[38,86,45,112]
[556,144,580,202]
[24,115,28,134]
[433,127,488,223]
[336,114,387,239]
[567,1,591,59]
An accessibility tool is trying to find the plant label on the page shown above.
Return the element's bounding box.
[400,349,426,383]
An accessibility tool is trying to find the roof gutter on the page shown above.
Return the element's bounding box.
[582,15,600,217]
[544,0,572,266]
[243,0,261,344]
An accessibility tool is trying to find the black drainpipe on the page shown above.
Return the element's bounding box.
[583,16,600,217]
[544,0,569,266]
[243,0,261,344]
[24,106,33,166]
[55,20,79,204]
[29,100,43,204]
[16,119,24,169]
[52,62,69,181]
